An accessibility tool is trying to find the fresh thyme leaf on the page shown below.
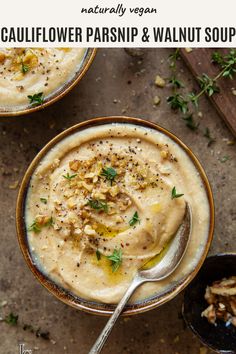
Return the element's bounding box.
[198,74,220,97]
[129,211,140,227]
[183,114,199,131]
[168,49,180,69]
[4,313,18,326]
[169,76,184,89]
[28,220,41,233]
[101,167,117,185]
[220,155,230,163]
[211,52,224,65]
[188,92,199,108]
[28,92,44,106]
[107,248,122,272]
[62,173,77,180]
[204,128,215,146]
[45,217,54,227]
[96,249,101,261]
[167,93,188,114]
[21,62,29,74]
[28,217,53,233]
[40,198,47,204]
[171,187,184,199]
[87,198,108,213]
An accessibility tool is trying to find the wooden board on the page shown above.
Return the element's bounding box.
[180,48,236,137]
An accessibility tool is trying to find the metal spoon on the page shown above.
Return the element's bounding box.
[89,203,192,354]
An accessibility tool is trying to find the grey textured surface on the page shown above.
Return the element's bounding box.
[1,48,236,354]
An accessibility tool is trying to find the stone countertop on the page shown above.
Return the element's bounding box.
[1,48,236,354]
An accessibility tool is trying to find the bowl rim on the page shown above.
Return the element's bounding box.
[0,48,97,117]
[16,116,215,316]
[182,252,236,354]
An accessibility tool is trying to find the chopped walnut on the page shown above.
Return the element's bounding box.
[201,276,236,327]
[0,52,6,63]
[69,160,80,171]
[84,225,96,236]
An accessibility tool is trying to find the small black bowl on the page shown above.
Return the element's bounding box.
[183,253,236,354]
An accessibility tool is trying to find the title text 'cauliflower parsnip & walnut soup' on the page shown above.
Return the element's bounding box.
[25,122,211,304]
[0,48,86,110]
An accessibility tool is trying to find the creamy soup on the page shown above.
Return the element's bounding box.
[0,48,86,109]
[25,123,210,304]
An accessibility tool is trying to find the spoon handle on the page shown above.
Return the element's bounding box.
[89,275,144,354]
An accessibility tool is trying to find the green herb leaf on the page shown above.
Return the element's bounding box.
[204,128,215,146]
[45,217,54,227]
[169,76,184,89]
[21,62,29,74]
[28,220,41,233]
[96,249,101,261]
[183,114,199,131]
[198,74,220,97]
[188,92,199,108]
[171,187,184,199]
[28,217,54,233]
[4,313,18,326]
[211,52,224,65]
[107,248,122,272]
[220,155,230,163]
[167,93,188,114]
[87,198,108,213]
[101,167,117,185]
[168,49,180,69]
[129,211,141,227]
[63,173,77,180]
[40,198,47,204]
[28,92,44,106]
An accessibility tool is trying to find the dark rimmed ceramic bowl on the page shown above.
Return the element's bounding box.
[183,253,236,353]
[16,116,214,316]
[0,48,96,117]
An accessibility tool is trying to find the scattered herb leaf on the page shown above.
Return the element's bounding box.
[28,92,44,106]
[129,211,141,227]
[198,74,220,97]
[4,313,18,326]
[28,217,53,233]
[87,198,108,213]
[171,187,184,199]
[107,248,122,272]
[168,49,180,69]
[63,173,77,180]
[45,217,54,227]
[220,155,230,163]
[40,198,47,204]
[167,93,188,114]
[183,114,199,131]
[169,76,184,89]
[96,249,101,261]
[21,62,29,74]
[211,52,224,65]
[28,220,41,233]
[188,92,199,108]
[101,167,117,185]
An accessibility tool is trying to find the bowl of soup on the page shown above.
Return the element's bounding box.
[0,47,96,116]
[16,116,214,315]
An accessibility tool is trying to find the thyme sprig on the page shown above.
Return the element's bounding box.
[107,248,122,272]
[101,167,117,185]
[28,92,44,106]
[87,198,108,213]
[167,49,236,137]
